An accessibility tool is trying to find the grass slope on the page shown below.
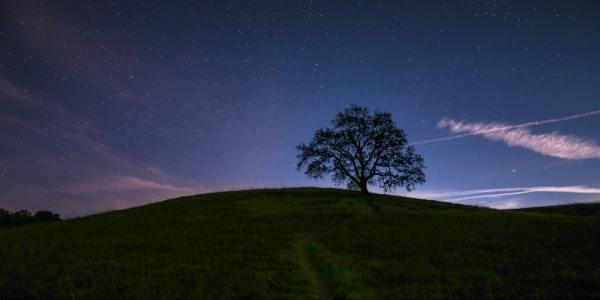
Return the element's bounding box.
[1,188,599,299]
[514,203,600,218]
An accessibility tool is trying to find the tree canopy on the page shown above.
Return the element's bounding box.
[297,105,425,194]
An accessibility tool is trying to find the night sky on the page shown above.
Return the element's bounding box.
[2,1,600,217]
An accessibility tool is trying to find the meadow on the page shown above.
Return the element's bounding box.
[1,188,599,299]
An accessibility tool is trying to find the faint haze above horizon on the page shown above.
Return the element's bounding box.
[1,0,600,216]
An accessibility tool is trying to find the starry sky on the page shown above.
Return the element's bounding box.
[2,0,600,217]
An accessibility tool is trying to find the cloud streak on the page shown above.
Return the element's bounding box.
[438,118,600,159]
[413,185,600,203]
[0,75,197,217]
[414,109,600,159]
[63,175,196,195]
[0,175,200,218]
[412,110,600,159]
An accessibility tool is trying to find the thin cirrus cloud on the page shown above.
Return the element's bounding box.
[413,110,600,159]
[0,175,200,218]
[412,185,600,203]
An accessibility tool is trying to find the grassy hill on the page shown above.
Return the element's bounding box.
[1,188,599,299]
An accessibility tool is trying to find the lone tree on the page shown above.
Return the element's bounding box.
[297,105,425,194]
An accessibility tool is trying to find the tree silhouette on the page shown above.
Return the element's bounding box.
[12,210,33,225]
[34,211,61,222]
[0,208,61,228]
[297,105,425,194]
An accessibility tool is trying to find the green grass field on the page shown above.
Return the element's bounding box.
[1,188,599,299]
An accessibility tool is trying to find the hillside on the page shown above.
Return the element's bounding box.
[514,202,600,218]
[1,188,599,299]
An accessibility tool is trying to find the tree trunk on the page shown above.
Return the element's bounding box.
[359,182,369,194]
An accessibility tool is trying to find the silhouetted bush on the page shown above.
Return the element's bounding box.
[0,208,9,225]
[0,209,61,228]
[34,210,61,222]
[13,210,34,225]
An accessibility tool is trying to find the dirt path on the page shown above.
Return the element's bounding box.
[293,235,329,299]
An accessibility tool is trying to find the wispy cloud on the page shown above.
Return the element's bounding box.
[437,118,600,159]
[0,77,42,106]
[63,175,196,195]
[412,185,600,203]
[491,198,524,210]
[412,110,600,155]
[424,110,600,144]
[0,75,195,217]
[0,175,200,218]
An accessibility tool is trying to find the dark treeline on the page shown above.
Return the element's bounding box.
[0,209,61,228]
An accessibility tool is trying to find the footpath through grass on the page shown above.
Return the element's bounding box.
[1,188,599,299]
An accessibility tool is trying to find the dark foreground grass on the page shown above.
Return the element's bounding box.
[1,188,599,299]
